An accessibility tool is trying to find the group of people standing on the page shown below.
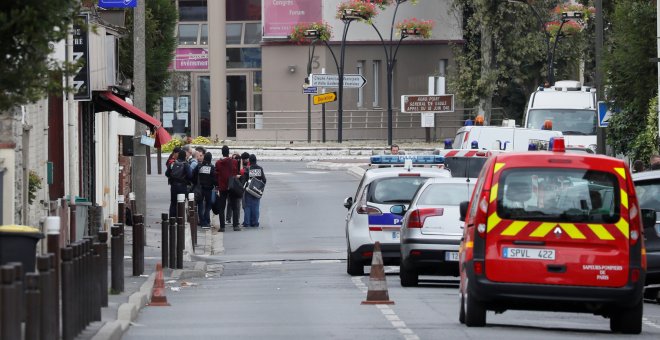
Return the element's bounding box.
[165,145,266,232]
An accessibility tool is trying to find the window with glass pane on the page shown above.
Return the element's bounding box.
[244,23,262,44]
[227,0,261,21]
[178,24,199,45]
[226,23,243,45]
[253,71,262,111]
[200,24,208,45]
[178,0,207,21]
[227,48,261,68]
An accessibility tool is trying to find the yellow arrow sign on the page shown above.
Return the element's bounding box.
[313,92,337,105]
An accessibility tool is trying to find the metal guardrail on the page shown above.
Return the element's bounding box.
[235,108,509,131]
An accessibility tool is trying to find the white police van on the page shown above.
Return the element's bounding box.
[343,155,450,275]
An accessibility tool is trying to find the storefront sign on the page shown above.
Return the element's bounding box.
[73,14,91,100]
[175,48,209,70]
[263,0,322,38]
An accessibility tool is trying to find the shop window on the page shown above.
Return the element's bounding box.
[227,0,261,21]
[200,24,208,45]
[226,23,243,45]
[179,0,207,21]
[227,48,261,68]
[244,23,262,44]
[178,24,199,45]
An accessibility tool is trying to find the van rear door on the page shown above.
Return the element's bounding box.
[484,163,630,287]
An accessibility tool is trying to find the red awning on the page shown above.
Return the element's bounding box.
[96,91,172,148]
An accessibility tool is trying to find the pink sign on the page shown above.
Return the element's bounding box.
[263,0,323,38]
[175,48,209,70]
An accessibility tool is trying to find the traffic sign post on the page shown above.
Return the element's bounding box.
[313,92,337,105]
[401,95,454,113]
[310,74,366,88]
[598,101,612,127]
[302,86,318,95]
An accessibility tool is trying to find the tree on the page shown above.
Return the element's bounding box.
[449,0,592,123]
[119,0,177,115]
[604,1,657,158]
[0,1,80,111]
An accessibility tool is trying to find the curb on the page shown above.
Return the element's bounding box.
[171,261,208,280]
[306,161,367,171]
[92,272,156,340]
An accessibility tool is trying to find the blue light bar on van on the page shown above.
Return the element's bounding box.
[370,155,445,165]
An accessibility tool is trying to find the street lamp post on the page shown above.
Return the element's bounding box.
[337,12,359,143]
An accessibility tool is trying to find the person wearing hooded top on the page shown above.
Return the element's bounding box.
[193,152,216,229]
[165,150,192,218]
[241,154,266,227]
[215,145,240,232]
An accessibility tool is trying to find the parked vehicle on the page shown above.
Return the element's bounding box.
[344,155,450,276]
[452,126,562,152]
[524,80,598,150]
[458,137,648,334]
[632,170,660,302]
[393,177,475,286]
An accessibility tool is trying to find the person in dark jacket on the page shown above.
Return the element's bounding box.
[241,154,266,227]
[193,152,216,229]
[214,145,240,232]
[165,146,182,185]
[165,150,192,218]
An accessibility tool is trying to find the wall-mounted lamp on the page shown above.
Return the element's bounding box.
[288,65,297,73]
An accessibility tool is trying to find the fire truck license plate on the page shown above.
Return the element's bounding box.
[502,247,555,260]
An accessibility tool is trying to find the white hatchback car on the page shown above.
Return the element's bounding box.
[344,156,450,276]
[392,177,475,286]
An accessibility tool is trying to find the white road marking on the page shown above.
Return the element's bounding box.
[251,261,283,266]
[643,317,660,329]
[351,278,421,340]
[266,172,290,176]
[297,171,329,175]
[310,260,342,264]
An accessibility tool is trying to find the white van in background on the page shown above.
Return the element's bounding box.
[452,125,562,152]
[524,80,598,151]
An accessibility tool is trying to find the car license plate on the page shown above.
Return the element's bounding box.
[445,251,459,262]
[502,247,555,260]
[392,231,400,240]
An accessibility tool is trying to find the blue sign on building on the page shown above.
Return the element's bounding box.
[99,0,137,8]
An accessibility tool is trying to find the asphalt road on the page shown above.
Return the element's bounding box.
[125,161,660,339]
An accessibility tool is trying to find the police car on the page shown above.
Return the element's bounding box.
[458,137,649,334]
[344,155,450,276]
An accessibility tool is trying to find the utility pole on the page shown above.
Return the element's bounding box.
[478,0,496,124]
[595,0,606,155]
[132,1,147,215]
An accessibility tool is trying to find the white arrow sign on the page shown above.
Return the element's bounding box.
[310,74,366,88]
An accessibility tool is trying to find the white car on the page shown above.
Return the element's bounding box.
[344,156,451,276]
[392,177,475,286]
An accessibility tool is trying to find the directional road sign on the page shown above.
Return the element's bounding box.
[99,0,137,8]
[401,94,454,113]
[310,74,366,88]
[313,92,337,105]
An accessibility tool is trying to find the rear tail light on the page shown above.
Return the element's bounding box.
[362,251,373,258]
[407,208,444,228]
[475,191,490,238]
[473,260,484,275]
[410,250,422,256]
[398,173,420,177]
[357,205,382,215]
[628,190,641,246]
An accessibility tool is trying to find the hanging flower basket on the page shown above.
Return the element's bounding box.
[553,3,595,22]
[365,0,393,10]
[545,20,583,39]
[336,0,378,21]
[396,18,434,39]
[289,22,333,43]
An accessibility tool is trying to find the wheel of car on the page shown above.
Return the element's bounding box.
[464,280,486,327]
[610,297,643,334]
[399,261,419,287]
[459,292,466,324]
[347,249,364,276]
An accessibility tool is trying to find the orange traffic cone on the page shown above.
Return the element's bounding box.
[362,242,394,305]
[149,263,170,306]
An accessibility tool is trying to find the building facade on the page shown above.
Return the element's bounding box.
[168,0,463,142]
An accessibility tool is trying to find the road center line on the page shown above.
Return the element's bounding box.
[351,277,420,340]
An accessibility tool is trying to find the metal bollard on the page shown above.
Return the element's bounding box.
[45,216,61,332]
[98,231,109,306]
[1,265,20,340]
[188,193,197,248]
[169,217,176,269]
[61,247,75,340]
[7,262,24,322]
[177,216,184,269]
[129,191,137,218]
[92,241,103,322]
[25,272,41,340]
[37,255,57,340]
[72,243,82,335]
[110,226,124,293]
[83,238,93,328]
[161,213,169,268]
[133,214,144,276]
[118,195,125,226]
